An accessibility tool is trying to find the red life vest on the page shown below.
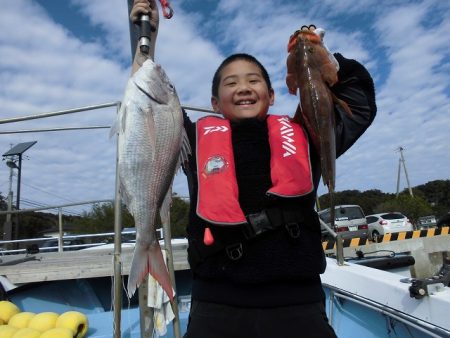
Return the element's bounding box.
[196,115,313,225]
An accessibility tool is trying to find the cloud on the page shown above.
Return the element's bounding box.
[0,0,449,217]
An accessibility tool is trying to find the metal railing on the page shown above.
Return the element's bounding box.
[319,218,344,265]
[0,199,113,253]
[326,286,449,338]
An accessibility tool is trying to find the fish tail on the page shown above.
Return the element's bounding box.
[127,242,174,300]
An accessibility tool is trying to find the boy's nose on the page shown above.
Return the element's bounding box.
[236,83,251,94]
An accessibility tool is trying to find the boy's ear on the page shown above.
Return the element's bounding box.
[211,96,220,112]
[269,89,275,106]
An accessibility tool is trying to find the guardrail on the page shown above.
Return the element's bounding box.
[0,199,114,254]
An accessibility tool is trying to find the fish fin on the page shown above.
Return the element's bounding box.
[127,241,174,300]
[109,120,118,139]
[120,180,132,210]
[292,104,304,125]
[109,102,126,138]
[178,128,191,171]
[332,93,353,118]
[142,107,157,161]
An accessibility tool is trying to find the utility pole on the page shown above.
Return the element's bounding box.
[395,146,414,197]
[2,141,37,241]
[3,161,14,241]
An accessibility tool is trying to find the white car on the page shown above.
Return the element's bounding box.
[366,212,413,242]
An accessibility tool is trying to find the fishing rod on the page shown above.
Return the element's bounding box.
[138,0,173,55]
[138,14,151,54]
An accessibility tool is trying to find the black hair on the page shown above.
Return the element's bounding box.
[211,53,273,97]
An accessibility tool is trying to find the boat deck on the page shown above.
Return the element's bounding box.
[0,243,189,284]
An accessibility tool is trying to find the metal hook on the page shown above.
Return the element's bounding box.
[159,0,174,19]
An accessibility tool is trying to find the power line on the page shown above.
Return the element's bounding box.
[20,198,83,217]
[20,181,77,204]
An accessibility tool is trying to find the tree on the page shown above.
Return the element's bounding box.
[0,192,6,239]
[374,193,433,225]
[71,195,190,238]
[72,202,134,234]
[170,195,189,237]
[413,180,450,217]
[0,192,7,211]
[318,189,394,215]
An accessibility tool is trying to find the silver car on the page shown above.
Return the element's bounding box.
[366,212,413,242]
[318,205,369,240]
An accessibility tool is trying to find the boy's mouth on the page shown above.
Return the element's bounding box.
[235,99,256,105]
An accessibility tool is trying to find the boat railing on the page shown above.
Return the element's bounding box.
[0,199,115,254]
[319,218,344,265]
[326,286,449,338]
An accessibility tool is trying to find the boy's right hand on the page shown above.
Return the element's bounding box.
[130,0,159,33]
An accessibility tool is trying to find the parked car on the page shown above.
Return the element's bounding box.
[39,238,85,252]
[366,212,413,242]
[417,215,437,229]
[437,213,450,229]
[318,205,368,240]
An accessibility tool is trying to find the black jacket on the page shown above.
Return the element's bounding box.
[182,53,376,307]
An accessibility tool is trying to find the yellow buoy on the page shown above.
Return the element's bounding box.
[0,301,21,323]
[0,325,19,338]
[27,312,58,332]
[56,311,89,338]
[8,312,36,329]
[40,327,73,338]
[11,327,41,338]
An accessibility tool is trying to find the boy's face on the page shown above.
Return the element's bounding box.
[211,60,275,121]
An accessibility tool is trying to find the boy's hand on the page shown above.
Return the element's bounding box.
[130,0,159,32]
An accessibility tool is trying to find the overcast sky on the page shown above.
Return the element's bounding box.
[0,0,449,216]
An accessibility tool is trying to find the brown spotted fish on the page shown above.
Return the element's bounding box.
[286,29,352,223]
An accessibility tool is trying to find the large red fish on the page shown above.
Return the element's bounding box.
[286,29,352,225]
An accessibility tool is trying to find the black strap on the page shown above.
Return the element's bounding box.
[189,207,308,268]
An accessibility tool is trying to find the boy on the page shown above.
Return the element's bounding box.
[130,1,376,337]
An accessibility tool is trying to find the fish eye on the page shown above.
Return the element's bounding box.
[308,24,316,30]
[167,83,175,91]
[308,46,314,53]
[300,25,309,32]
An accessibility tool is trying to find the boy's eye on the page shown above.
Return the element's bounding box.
[224,81,236,86]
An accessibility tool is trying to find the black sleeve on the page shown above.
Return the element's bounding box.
[183,108,196,142]
[182,109,196,171]
[331,53,377,157]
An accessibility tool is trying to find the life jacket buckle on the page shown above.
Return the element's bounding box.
[225,243,243,260]
[244,210,273,239]
[285,222,301,239]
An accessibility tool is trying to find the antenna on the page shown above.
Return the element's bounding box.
[395,146,413,197]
